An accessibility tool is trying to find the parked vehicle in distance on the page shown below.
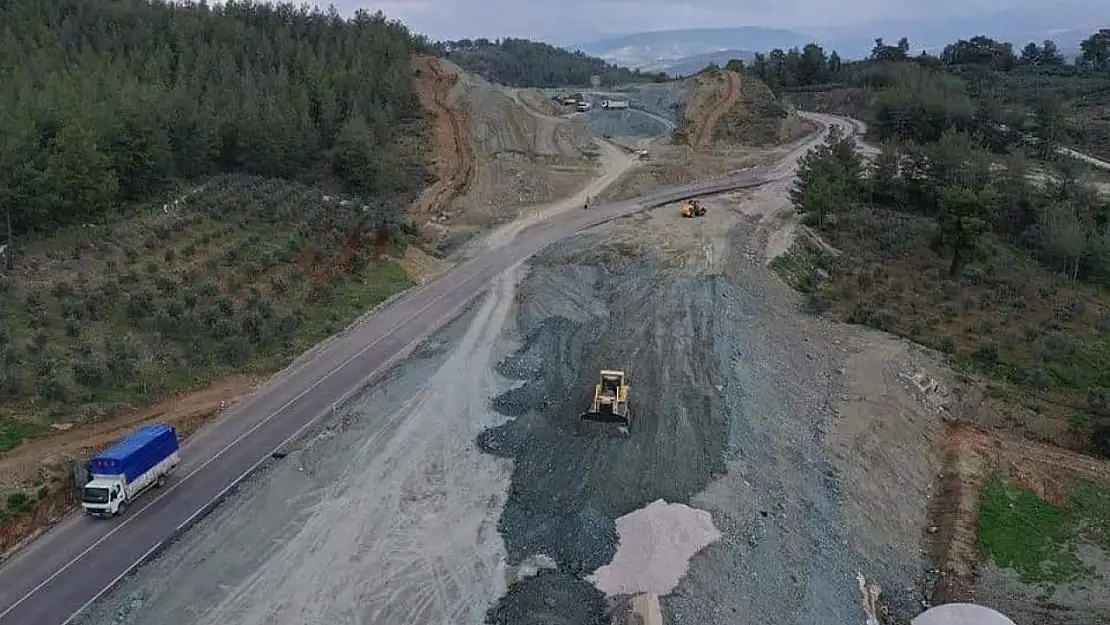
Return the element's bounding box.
[81,424,181,517]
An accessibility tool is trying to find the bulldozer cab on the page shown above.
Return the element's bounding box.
[680,200,706,218]
[600,372,621,396]
[580,369,632,435]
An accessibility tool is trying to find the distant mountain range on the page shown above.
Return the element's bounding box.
[573,27,812,75]
[648,50,759,77]
[572,17,1104,76]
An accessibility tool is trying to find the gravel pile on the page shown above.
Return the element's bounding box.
[618,84,687,124]
[478,226,879,624]
[585,109,669,138]
[588,499,722,596]
[487,571,608,625]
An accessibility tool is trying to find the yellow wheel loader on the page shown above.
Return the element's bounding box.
[680,200,707,218]
[580,370,632,435]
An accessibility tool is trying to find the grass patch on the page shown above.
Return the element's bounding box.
[0,174,416,433]
[0,419,50,454]
[978,474,1110,588]
[769,244,822,293]
[770,239,843,314]
[0,490,32,523]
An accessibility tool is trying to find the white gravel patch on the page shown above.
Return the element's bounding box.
[587,499,722,596]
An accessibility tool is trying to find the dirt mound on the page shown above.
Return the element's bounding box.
[475,224,872,624]
[689,70,743,150]
[477,251,731,621]
[415,59,602,254]
[676,70,813,150]
[487,571,608,625]
[716,77,816,146]
[587,499,722,597]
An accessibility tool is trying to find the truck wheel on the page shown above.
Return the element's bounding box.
[117,501,128,516]
[156,475,166,488]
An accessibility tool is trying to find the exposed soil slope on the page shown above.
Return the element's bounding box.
[925,422,1110,625]
[418,60,602,255]
[692,70,742,150]
[678,70,813,151]
[409,55,477,239]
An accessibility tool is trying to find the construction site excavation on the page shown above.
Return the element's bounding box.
[8,51,1106,625]
[51,65,876,625]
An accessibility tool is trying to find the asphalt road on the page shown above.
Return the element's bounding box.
[0,112,852,625]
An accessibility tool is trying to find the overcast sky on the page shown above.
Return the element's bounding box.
[346,0,1104,44]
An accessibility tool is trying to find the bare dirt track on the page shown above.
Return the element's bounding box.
[689,71,742,151]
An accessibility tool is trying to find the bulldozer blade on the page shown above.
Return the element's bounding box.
[576,416,631,438]
[579,411,630,425]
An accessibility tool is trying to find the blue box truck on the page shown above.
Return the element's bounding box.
[81,424,181,517]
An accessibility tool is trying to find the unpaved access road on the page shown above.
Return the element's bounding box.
[0,112,854,625]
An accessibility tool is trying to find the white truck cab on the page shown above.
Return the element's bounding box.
[81,479,128,516]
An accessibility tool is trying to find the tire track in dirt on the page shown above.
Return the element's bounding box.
[691,71,742,152]
[410,55,476,228]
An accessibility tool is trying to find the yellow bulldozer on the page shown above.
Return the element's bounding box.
[680,200,707,218]
[580,370,632,435]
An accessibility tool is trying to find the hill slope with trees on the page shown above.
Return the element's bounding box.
[0,0,431,239]
[761,31,1110,460]
[432,37,669,87]
[756,31,1110,622]
[741,31,1110,161]
[0,0,432,462]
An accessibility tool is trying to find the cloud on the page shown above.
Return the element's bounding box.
[343,0,1105,43]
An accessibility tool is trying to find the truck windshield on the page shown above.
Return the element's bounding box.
[82,487,109,504]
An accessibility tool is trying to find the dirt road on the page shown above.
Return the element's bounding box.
[476,139,635,252]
